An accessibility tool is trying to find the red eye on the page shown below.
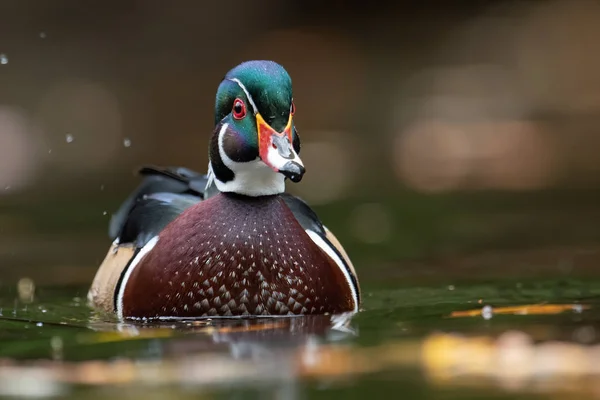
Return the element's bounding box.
[290,101,296,116]
[232,98,246,119]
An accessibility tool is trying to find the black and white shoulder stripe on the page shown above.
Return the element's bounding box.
[280,194,360,312]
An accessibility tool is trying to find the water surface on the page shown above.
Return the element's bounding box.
[0,269,599,399]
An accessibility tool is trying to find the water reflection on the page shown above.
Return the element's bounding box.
[97,312,358,359]
[0,282,600,398]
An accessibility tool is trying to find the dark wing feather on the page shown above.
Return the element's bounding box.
[280,193,326,235]
[119,193,200,247]
[109,165,207,246]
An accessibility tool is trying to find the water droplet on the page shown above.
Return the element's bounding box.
[50,336,63,361]
[481,305,493,320]
[0,54,8,65]
[65,134,74,143]
[17,277,35,303]
[50,336,62,349]
[102,211,107,216]
[39,32,46,39]
[123,137,131,147]
[36,322,43,327]
[41,309,47,313]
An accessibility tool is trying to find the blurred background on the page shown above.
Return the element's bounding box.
[1,0,600,288]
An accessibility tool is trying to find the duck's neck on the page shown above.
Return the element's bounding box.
[207,160,286,198]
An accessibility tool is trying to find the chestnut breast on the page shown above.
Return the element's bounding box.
[120,193,354,319]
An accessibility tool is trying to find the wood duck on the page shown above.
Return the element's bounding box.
[88,60,361,321]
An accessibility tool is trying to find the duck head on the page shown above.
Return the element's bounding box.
[207,60,304,197]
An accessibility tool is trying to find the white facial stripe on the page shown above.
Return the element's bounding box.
[216,122,231,165]
[305,230,359,313]
[228,78,258,115]
[116,236,159,320]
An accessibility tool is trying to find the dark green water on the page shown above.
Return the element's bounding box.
[0,275,598,399]
[3,190,600,398]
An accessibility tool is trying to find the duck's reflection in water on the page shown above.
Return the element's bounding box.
[86,312,360,394]
[111,312,356,352]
